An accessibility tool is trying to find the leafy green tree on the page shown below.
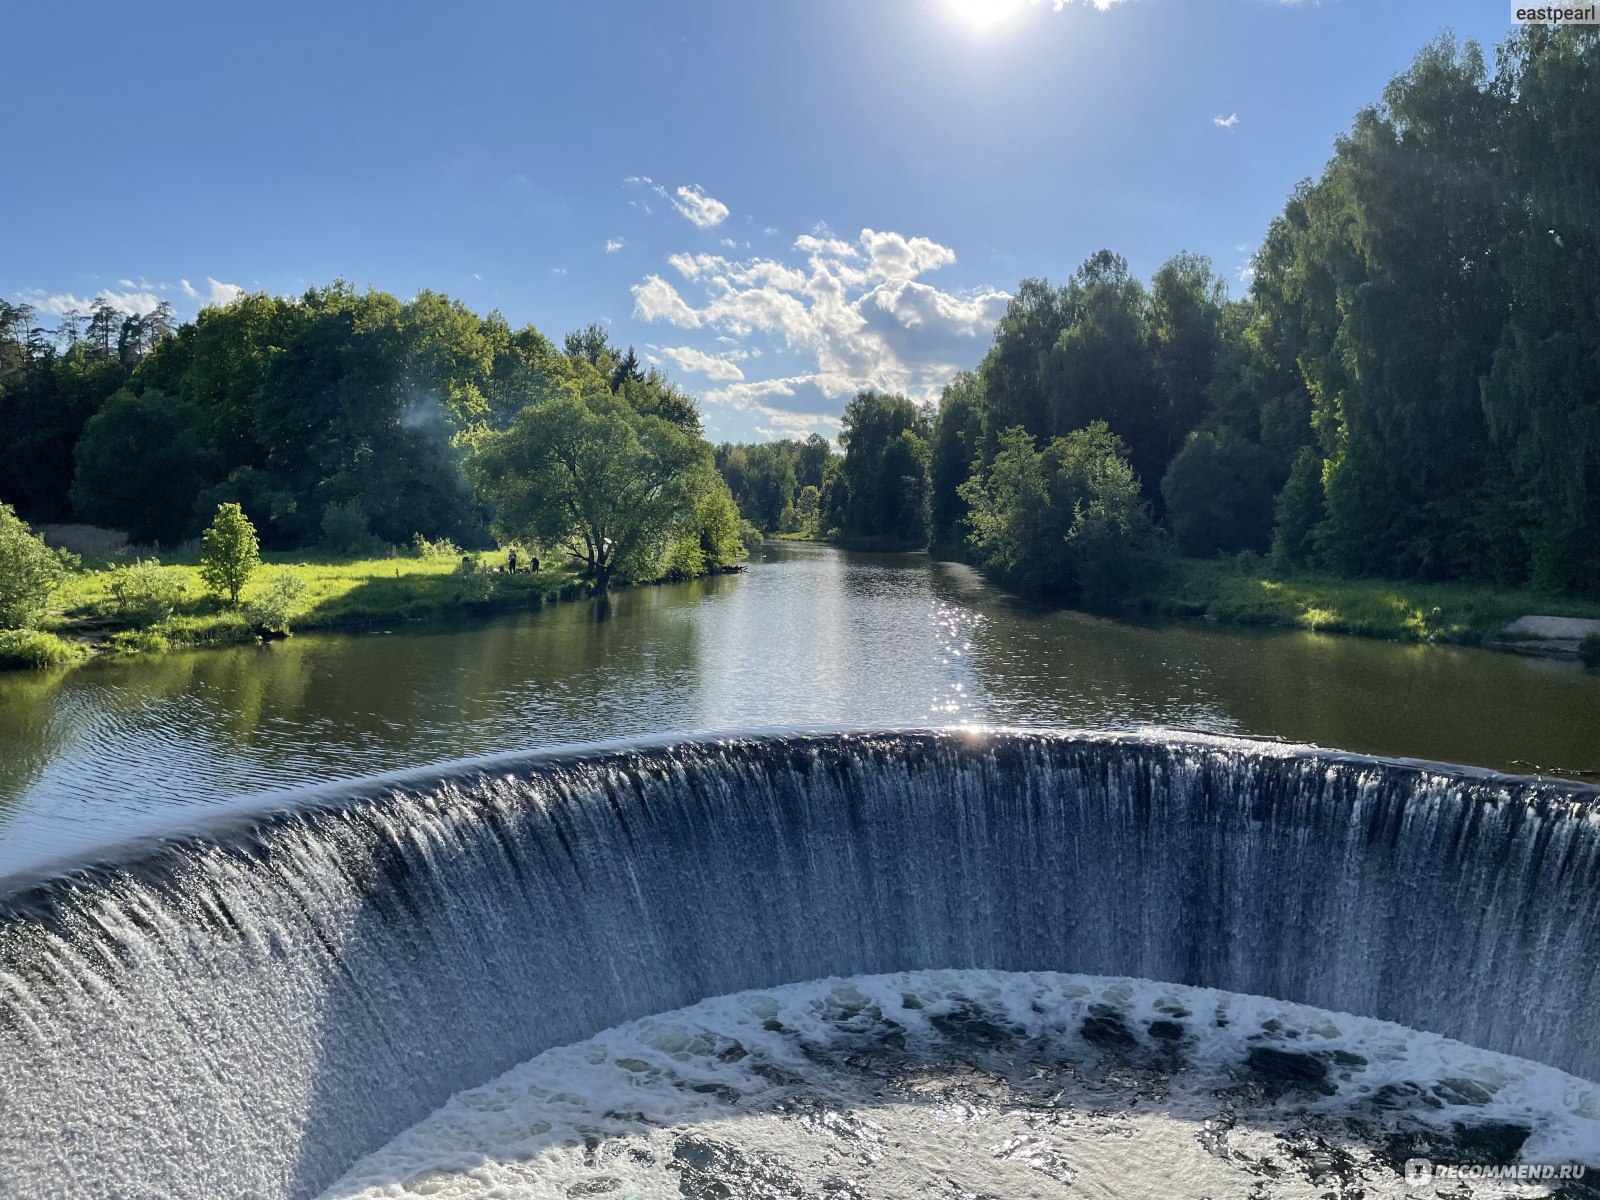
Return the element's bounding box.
[0,503,73,629]
[1161,430,1278,557]
[1147,253,1228,470]
[960,423,1156,601]
[1481,26,1600,592]
[469,383,717,592]
[200,502,261,604]
[71,389,210,545]
[1041,252,1165,499]
[1271,446,1326,567]
[929,371,986,547]
[981,279,1071,440]
[835,391,931,544]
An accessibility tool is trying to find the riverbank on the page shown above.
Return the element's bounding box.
[1133,555,1600,654]
[1,553,606,672]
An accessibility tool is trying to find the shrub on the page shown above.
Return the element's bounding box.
[452,554,495,603]
[200,502,261,604]
[321,501,382,556]
[0,629,90,669]
[0,503,75,630]
[1580,634,1600,672]
[738,520,763,558]
[412,532,464,559]
[245,569,309,634]
[105,628,172,655]
[107,558,187,624]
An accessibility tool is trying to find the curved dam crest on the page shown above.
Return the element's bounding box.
[0,729,1597,1200]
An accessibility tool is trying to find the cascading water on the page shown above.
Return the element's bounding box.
[0,729,1597,1200]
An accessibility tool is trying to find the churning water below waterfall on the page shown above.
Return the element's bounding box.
[320,970,1600,1200]
[2,731,1598,1199]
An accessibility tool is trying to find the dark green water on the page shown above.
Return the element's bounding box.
[2,541,1597,875]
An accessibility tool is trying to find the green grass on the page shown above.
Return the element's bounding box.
[1138,556,1600,644]
[10,551,590,671]
[0,629,92,670]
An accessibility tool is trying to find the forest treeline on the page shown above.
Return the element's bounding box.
[0,284,747,585]
[719,26,1600,599]
[4,26,1595,604]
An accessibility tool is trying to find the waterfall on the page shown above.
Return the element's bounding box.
[0,729,1596,1200]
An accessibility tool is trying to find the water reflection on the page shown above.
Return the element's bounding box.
[1,541,1597,875]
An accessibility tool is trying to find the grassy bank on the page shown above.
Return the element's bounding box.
[3,552,597,671]
[1135,556,1600,645]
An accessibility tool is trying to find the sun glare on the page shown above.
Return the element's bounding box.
[943,0,1031,33]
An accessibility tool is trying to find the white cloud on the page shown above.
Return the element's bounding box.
[672,184,730,229]
[550,266,568,276]
[1213,112,1240,129]
[631,225,1010,422]
[632,275,704,326]
[604,238,625,254]
[624,175,668,214]
[177,277,244,307]
[653,345,747,382]
[25,289,161,317]
[202,278,244,307]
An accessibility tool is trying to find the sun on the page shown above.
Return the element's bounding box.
[943,0,1032,32]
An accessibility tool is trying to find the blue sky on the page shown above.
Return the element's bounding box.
[7,0,1521,442]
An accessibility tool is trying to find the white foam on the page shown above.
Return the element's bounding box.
[319,970,1600,1199]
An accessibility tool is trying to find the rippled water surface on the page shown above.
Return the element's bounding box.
[2,542,1598,874]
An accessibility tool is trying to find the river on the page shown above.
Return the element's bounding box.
[2,540,1597,877]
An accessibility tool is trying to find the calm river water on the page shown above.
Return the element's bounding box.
[2,541,1597,876]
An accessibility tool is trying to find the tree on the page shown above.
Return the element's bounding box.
[84,298,121,360]
[71,389,210,545]
[200,502,261,604]
[1481,25,1600,592]
[929,371,986,547]
[835,390,931,544]
[1161,430,1278,557]
[0,503,72,629]
[468,383,716,592]
[1041,251,1166,500]
[959,422,1157,601]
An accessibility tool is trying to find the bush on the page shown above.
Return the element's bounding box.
[1580,634,1600,672]
[104,628,172,656]
[0,629,90,669]
[0,503,75,630]
[959,422,1158,602]
[244,569,309,634]
[107,558,187,624]
[738,520,764,558]
[412,532,464,559]
[321,501,383,556]
[200,502,261,604]
[452,554,495,602]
